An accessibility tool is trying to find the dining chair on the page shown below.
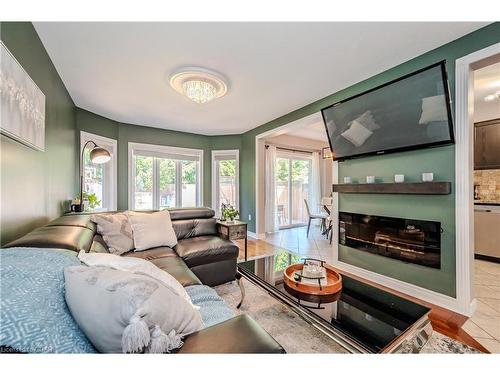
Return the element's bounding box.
[304,199,329,238]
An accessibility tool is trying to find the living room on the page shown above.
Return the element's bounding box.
[1,1,500,373]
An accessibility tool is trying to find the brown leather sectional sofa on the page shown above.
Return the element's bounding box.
[5,207,285,354]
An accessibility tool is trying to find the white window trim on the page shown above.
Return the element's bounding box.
[211,150,239,216]
[128,142,204,209]
[80,131,117,211]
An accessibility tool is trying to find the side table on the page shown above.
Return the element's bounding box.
[216,220,248,261]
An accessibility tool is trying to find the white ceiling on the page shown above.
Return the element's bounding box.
[474,61,500,122]
[275,114,328,142]
[33,22,488,135]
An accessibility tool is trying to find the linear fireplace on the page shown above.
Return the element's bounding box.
[339,212,441,269]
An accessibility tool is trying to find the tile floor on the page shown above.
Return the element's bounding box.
[263,221,334,263]
[462,259,500,353]
[262,225,500,353]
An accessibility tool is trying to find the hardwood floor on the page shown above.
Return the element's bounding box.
[234,236,489,353]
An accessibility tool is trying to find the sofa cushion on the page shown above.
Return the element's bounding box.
[175,235,239,268]
[178,315,285,354]
[172,218,217,240]
[46,214,97,231]
[90,234,110,253]
[4,226,95,253]
[169,207,215,220]
[125,250,201,287]
[123,246,177,260]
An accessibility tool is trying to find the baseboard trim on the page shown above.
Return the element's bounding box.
[474,254,500,264]
[332,260,471,316]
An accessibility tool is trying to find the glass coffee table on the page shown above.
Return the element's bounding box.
[237,249,433,353]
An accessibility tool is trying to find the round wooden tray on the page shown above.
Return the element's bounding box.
[283,263,342,298]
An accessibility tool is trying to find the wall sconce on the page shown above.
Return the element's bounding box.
[322,147,334,159]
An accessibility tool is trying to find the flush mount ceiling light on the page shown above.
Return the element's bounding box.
[169,67,228,104]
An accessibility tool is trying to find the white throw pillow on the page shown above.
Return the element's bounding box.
[64,266,203,353]
[341,120,373,147]
[78,251,198,310]
[419,95,447,124]
[127,210,177,251]
[91,213,134,255]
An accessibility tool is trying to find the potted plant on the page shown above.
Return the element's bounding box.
[74,192,101,212]
[221,203,239,224]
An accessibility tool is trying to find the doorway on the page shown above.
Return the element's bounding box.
[275,151,312,228]
[456,47,500,352]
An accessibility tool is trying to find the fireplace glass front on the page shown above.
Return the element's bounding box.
[339,212,441,269]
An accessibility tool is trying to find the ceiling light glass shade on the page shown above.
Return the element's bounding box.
[182,79,217,103]
[170,67,228,104]
[90,146,111,164]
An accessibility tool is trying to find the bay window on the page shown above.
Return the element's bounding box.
[129,142,203,210]
[212,150,239,217]
[80,131,117,211]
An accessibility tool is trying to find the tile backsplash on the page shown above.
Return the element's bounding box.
[474,169,500,203]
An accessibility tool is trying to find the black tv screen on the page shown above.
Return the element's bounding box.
[321,62,454,161]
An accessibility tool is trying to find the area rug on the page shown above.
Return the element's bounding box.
[214,279,480,354]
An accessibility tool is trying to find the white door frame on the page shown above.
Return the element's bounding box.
[454,42,500,316]
[255,112,323,237]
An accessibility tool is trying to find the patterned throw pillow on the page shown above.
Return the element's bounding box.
[91,213,134,255]
[64,266,204,353]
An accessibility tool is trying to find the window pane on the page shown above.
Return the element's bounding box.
[218,159,236,207]
[83,147,104,210]
[159,158,176,209]
[275,158,289,226]
[274,250,302,272]
[181,160,197,207]
[291,159,310,225]
[134,155,153,209]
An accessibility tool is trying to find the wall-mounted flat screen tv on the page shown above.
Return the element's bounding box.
[321,61,454,161]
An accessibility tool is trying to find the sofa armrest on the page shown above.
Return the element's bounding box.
[178,315,285,354]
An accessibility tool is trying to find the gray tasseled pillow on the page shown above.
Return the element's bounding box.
[91,213,134,255]
[64,266,204,353]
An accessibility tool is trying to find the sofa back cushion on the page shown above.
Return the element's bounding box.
[172,218,217,240]
[4,208,217,253]
[168,208,215,221]
[4,225,95,253]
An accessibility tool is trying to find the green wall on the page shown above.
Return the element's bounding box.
[76,108,242,210]
[239,22,500,297]
[0,22,77,246]
[2,21,499,297]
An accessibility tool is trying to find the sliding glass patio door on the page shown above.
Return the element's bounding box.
[275,152,311,228]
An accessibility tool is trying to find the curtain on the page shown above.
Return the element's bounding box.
[264,145,279,233]
[310,151,322,214]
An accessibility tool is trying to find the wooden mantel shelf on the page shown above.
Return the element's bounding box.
[333,182,451,195]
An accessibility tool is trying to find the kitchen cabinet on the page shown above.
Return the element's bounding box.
[474,206,500,260]
[474,118,500,170]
